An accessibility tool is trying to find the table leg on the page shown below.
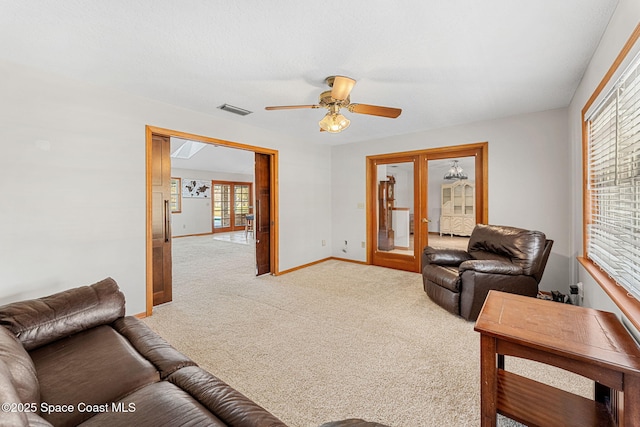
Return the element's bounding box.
[480,334,498,427]
[624,374,640,426]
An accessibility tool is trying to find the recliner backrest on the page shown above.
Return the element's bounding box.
[467,224,548,276]
[0,277,125,351]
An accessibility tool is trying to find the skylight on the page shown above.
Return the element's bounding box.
[171,139,207,159]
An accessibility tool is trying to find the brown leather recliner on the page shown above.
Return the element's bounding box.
[422,224,553,321]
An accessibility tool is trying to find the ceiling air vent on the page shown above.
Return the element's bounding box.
[217,104,253,116]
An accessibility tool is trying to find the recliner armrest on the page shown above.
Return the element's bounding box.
[423,246,472,266]
[459,260,524,275]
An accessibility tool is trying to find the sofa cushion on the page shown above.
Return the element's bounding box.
[0,277,125,351]
[30,325,159,427]
[78,381,227,427]
[0,326,39,404]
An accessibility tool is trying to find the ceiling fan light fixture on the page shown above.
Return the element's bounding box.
[265,75,402,134]
[319,112,350,133]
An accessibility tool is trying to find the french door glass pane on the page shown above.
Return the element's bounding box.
[234,185,250,226]
[376,162,414,255]
[213,184,231,228]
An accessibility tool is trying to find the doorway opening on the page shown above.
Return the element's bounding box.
[366,142,488,273]
[145,126,279,316]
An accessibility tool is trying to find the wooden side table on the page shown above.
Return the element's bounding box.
[474,291,640,426]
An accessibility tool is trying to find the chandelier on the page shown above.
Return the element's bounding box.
[444,160,468,180]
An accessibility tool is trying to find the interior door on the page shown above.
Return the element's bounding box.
[255,153,271,275]
[369,155,422,272]
[151,134,172,305]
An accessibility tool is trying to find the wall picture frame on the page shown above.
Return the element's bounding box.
[182,179,211,198]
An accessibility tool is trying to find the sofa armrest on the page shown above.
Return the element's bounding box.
[459,260,524,275]
[0,278,125,351]
[112,316,197,379]
[422,246,472,267]
[168,366,287,427]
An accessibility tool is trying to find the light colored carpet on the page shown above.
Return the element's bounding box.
[143,235,592,426]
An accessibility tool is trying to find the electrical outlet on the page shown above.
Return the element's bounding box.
[342,240,348,253]
[361,241,365,248]
[322,240,326,246]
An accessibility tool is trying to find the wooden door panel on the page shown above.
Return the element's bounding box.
[369,156,421,272]
[255,153,271,276]
[151,134,172,305]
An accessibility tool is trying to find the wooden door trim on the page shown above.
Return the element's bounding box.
[145,125,279,316]
[366,142,488,272]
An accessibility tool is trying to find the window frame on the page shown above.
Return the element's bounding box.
[581,23,640,331]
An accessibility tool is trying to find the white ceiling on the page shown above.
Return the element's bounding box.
[0,1,618,147]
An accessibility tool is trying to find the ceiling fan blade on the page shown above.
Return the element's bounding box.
[349,104,402,118]
[331,76,356,101]
[265,105,320,110]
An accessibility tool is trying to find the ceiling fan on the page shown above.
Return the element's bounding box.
[265,76,402,133]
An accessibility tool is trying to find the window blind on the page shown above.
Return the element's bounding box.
[587,52,640,299]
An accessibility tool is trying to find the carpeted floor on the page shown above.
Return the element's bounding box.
[143,235,592,426]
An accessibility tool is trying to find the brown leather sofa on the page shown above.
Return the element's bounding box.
[422,224,553,321]
[0,278,287,427]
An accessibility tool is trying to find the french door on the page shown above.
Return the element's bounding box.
[368,154,422,272]
[367,143,488,273]
[212,181,253,233]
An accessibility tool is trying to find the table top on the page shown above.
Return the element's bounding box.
[474,291,640,375]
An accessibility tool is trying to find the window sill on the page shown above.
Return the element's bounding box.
[578,256,640,333]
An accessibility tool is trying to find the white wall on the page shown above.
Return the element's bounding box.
[171,168,252,237]
[331,108,571,292]
[568,0,640,339]
[0,60,332,314]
